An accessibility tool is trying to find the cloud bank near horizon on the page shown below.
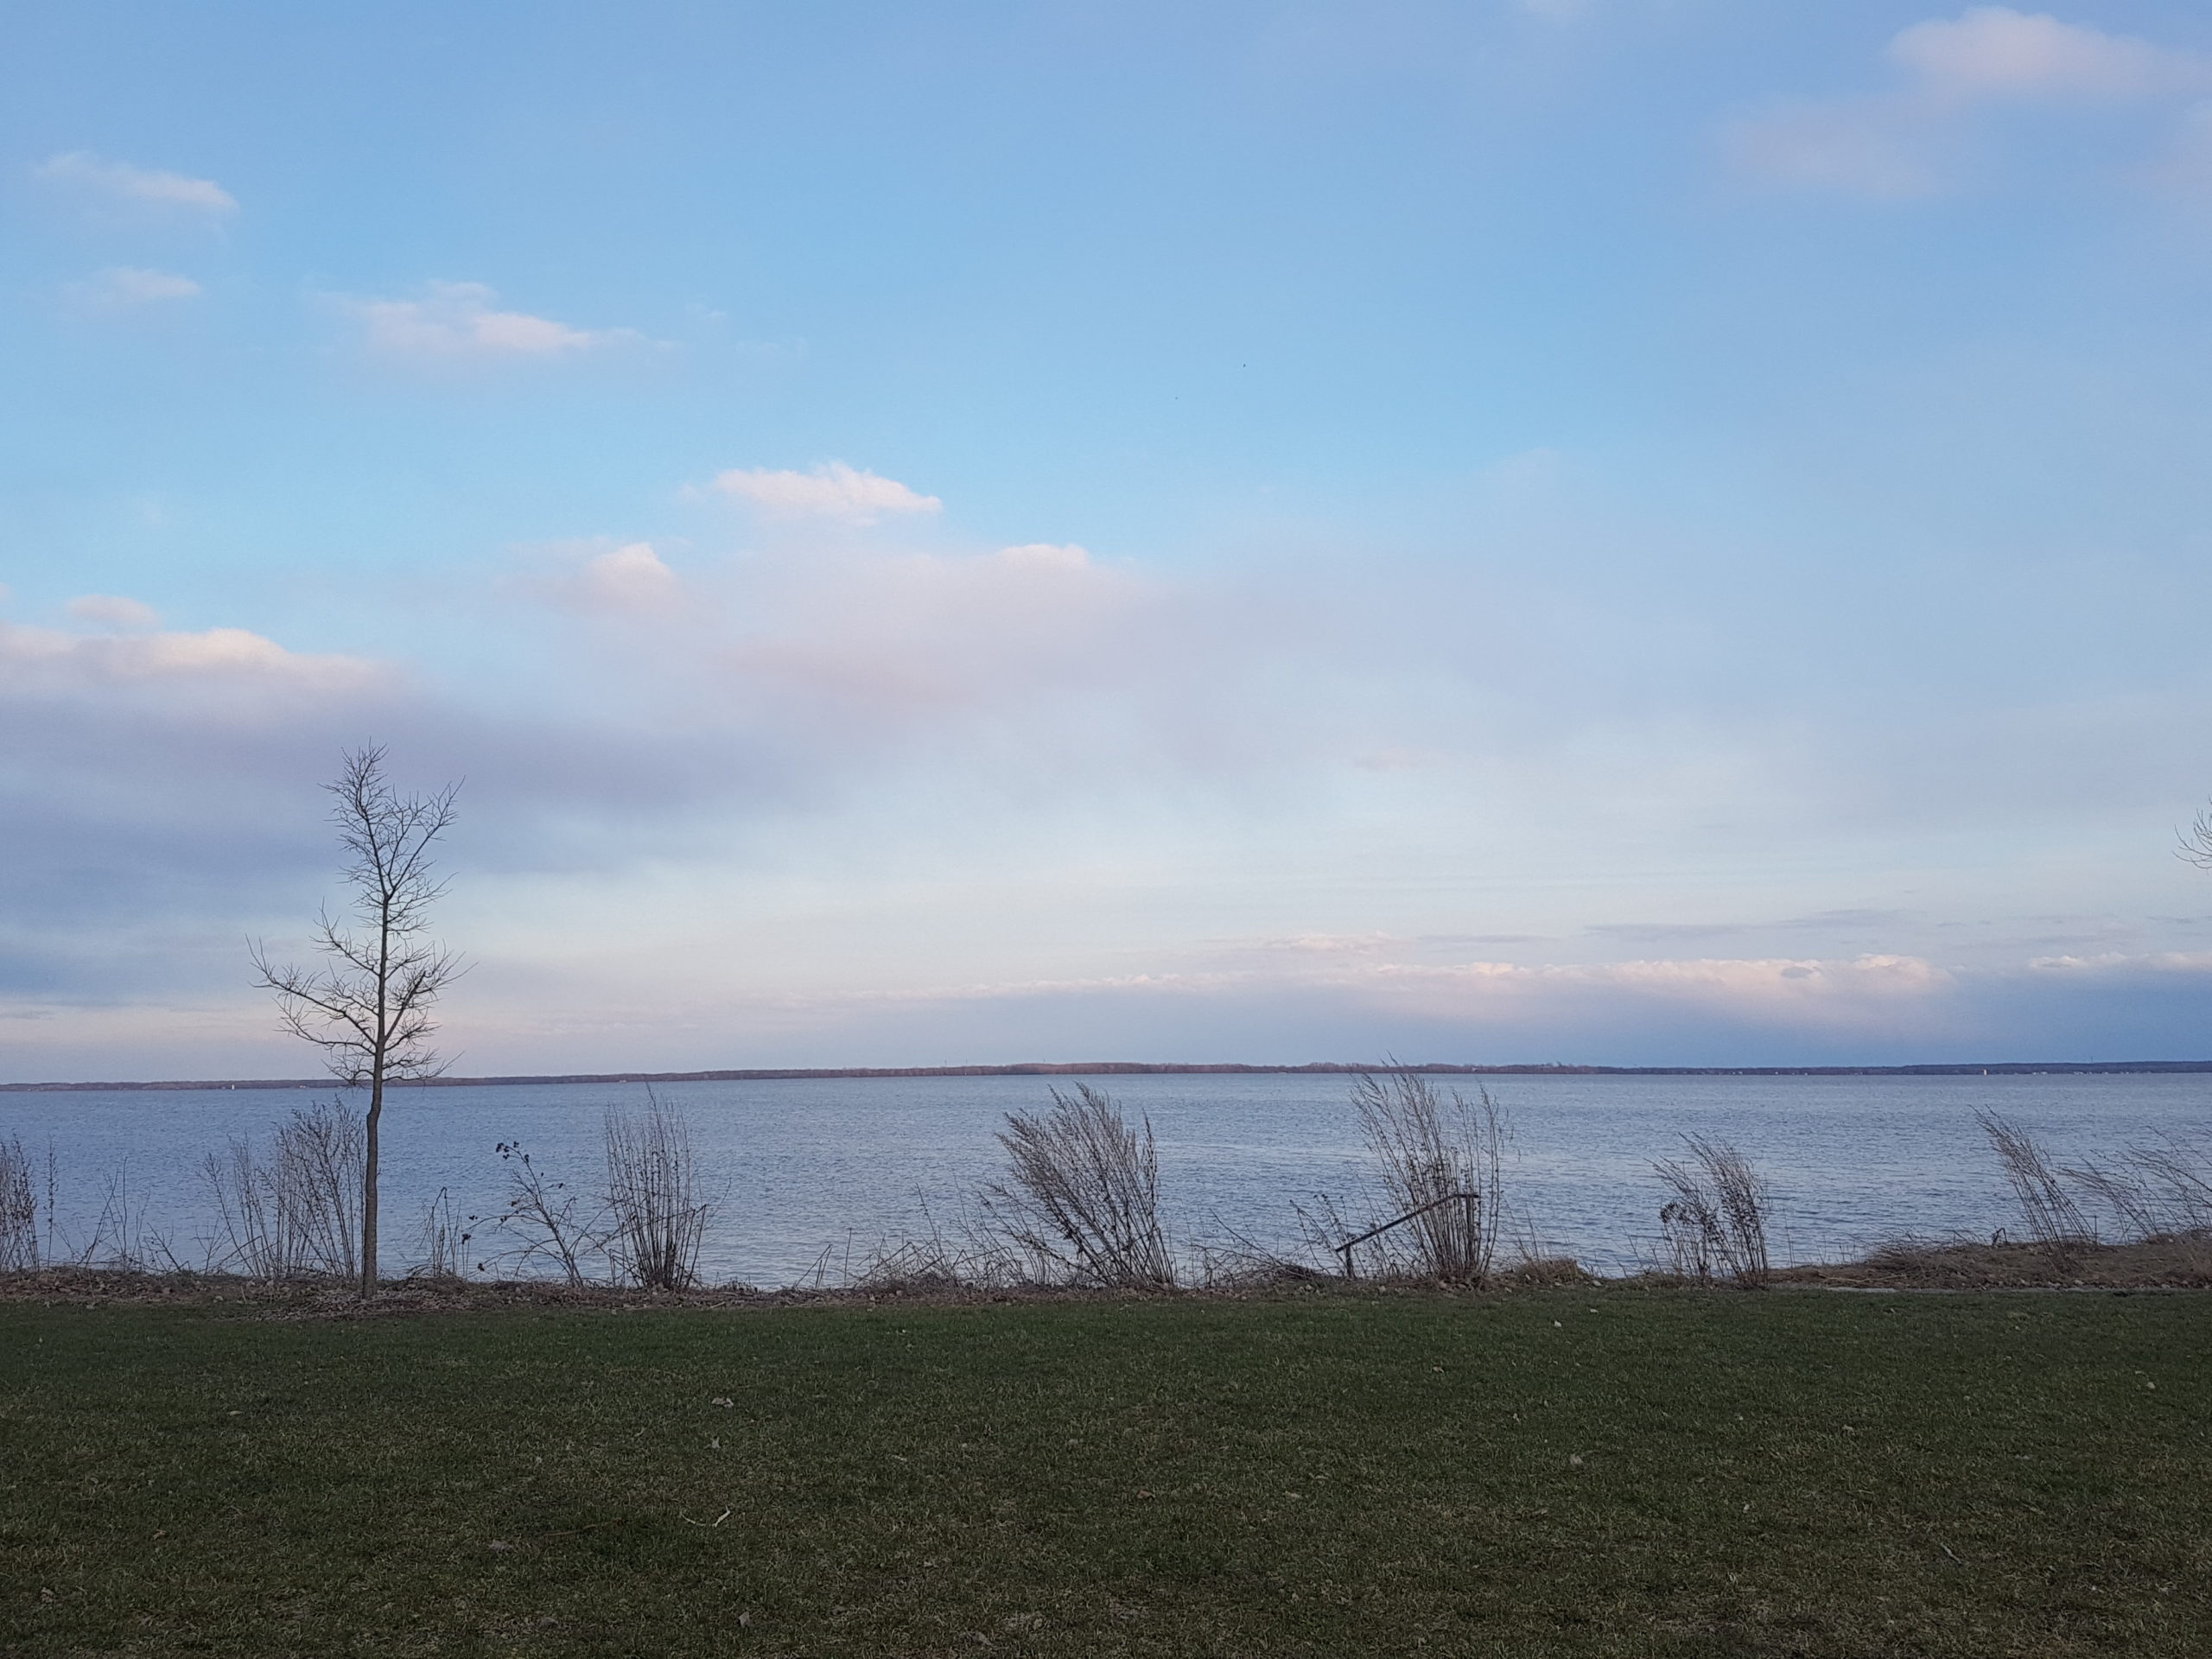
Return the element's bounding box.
[7,445,2212,1079]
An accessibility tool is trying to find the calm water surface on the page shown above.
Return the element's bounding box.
[4,1072,2207,1284]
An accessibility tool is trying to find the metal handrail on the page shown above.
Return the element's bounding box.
[1335,1190,1480,1280]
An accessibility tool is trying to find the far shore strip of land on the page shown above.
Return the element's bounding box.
[9,1057,2212,1091]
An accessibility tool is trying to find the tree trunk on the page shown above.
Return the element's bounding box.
[359,1063,382,1297]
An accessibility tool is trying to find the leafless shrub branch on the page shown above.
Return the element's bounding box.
[477,1141,607,1286]
[981,1084,1175,1288]
[1653,1135,1771,1286]
[412,1188,470,1281]
[0,1138,40,1271]
[1977,1110,2093,1262]
[70,1159,180,1273]
[2066,1132,2212,1272]
[843,1203,1027,1294]
[1338,1071,1506,1283]
[602,1095,712,1292]
[200,1102,364,1281]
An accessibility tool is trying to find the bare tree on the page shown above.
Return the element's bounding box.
[250,745,461,1297]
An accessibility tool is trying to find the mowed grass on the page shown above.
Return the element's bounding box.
[3,1290,2208,1656]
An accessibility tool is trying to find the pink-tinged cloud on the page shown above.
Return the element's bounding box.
[34,152,238,215]
[64,268,204,309]
[1891,8,2212,106]
[704,462,943,524]
[339,281,641,360]
[65,594,162,630]
[0,619,385,697]
[1726,8,2212,199]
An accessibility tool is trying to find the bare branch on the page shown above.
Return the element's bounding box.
[2183,802,2212,870]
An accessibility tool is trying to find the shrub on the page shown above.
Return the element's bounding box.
[983,1084,1175,1288]
[1653,1135,1771,1287]
[1343,1071,1505,1284]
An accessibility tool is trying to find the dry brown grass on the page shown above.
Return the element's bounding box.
[1775,1235,2212,1290]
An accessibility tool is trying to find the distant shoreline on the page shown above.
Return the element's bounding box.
[7,1058,2212,1091]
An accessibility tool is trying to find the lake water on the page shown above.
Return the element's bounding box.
[3,1071,2208,1285]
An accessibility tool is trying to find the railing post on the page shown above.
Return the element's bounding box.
[1339,1240,1355,1280]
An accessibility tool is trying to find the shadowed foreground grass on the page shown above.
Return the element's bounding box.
[2,1290,2208,1656]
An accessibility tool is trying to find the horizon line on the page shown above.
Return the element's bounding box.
[7,1058,2212,1092]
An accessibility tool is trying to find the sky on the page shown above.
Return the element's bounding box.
[6,1,2212,1081]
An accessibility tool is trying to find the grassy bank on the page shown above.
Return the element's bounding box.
[3,1290,2208,1656]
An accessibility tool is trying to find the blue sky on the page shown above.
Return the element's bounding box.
[7,2,2212,1080]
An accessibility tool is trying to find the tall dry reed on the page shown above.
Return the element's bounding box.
[201,1102,364,1281]
[1653,1135,1771,1286]
[2066,1132,2212,1270]
[1976,1110,2092,1261]
[602,1096,711,1291]
[983,1084,1175,1288]
[1344,1071,1505,1284]
[0,1137,39,1271]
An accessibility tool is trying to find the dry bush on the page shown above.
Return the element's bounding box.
[201,1102,364,1281]
[412,1188,469,1281]
[836,1194,1036,1293]
[2067,1132,2212,1270]
[1342,1071,1506,1284]
[1976,1110,2093,1262]
[603,1096,711,1292]
[0,1138,40,1271]
[479,1141,604,1286]
[1653,1135,1771,1287]
[73,1160,179,1273]
[982,1084,1175,1288]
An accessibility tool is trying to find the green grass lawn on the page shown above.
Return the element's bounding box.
[2,1288,2207,1656]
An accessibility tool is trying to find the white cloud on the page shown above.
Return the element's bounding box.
[703,461,943,524]
[1891,8,2211,106]
[995,542,1093,570]
[0,620,383,697]
[340,281,639,360]
[34,152,238,216]
[1729,8,2212,199]
[1726,100,1948,200]
[569,543,683,613]
[521,522,1171,752]
[2025,950,2212,976]
[67,594,162,630]
[721,541,1146,721]
[2157,99,2212,197]
[62,267,203,310]
[722,951,1961,1044]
